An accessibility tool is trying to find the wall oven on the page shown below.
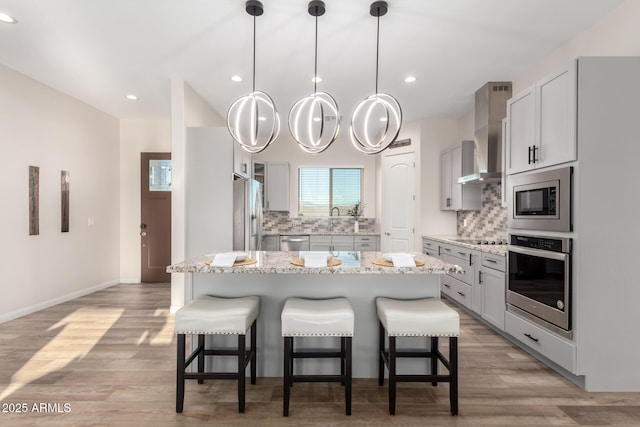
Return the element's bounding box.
[507,233,572,338]
[507,166,572,232]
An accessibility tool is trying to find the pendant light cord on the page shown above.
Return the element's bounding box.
[375,14,380,94]
[314,13,318,93]
[252,15,256,92]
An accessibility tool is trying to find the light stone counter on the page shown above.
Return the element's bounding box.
[168,251,461,379]
[422,235,507,257]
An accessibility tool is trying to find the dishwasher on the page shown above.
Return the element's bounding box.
[279,235,310,251]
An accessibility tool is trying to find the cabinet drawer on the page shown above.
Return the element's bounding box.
[439,243,455,256]
[309,236,332,244]
[422,239,439,250]
[332,236,354,244]
[354,235,377,243]
[442,253,474,286]
[423,248,439,258]
[505,311,576,373]
[481,252,506,272]
[355,242,375,251]
[441,275,472,310]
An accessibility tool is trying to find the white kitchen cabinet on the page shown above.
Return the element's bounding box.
[354,235,378,251]
[506,86,536,175]
[264,162,290,211]
[332,236,354,252]
[440,142,481,211]
[501,118,508,207]
[506,61,577,175]
[261,235,279,251]
[478,252,506,331]
[422,238,440,259]
[233,142,251,178]
[309,236,332,251]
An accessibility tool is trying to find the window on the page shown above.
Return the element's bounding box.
[299,168,363,216]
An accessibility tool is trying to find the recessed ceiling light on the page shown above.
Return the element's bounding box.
[404,76,416,83]
[379,117,388,122]
[311,76,322,83]
[231,75,243,82]
[312,117,321,122]
[0,12,17,23]
[258,116,267,121]
[125,94,138,101]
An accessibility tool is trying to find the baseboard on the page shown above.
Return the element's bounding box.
[0,279,120,324]
[119,278,141,284]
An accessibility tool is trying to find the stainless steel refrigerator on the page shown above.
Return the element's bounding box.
[233,178,263,251]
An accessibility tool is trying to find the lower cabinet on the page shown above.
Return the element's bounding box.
[261,235,279,251]
[354,235,378,251]
[478,266,505,330]
[309,236,331,251]
[332,236,355,252]
[505,311,576,373]
[441,275,473,310]
[309,235,379,252]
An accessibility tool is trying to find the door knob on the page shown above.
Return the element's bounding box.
[385,232,391,236]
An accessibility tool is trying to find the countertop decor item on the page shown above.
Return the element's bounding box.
[348,202,364,232]
[349,1,402,154]
[288,1,339,154]
[227,0,280,154]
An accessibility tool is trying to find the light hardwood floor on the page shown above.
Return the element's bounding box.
[1,284,640,426]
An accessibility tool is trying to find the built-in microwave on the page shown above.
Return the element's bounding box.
[507,166,572,232]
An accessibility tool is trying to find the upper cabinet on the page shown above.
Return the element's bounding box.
[440,141,481,211]
[506,61,577,175]
[253,161,290,211]
[233,142,251,178]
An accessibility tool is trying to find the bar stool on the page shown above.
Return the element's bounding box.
[376,297,460,416]
[281,297,354,416]
[175,295,259,414]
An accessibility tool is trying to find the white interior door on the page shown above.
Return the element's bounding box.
[382,152,415,252]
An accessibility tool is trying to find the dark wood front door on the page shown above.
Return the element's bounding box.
[141,153,171,282]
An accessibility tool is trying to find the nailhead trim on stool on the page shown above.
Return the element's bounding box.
[281,297,354,417]
[376,297,460,416]
[175,295,259,414]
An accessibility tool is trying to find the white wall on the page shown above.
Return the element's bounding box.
[252,134,378,219]
[119,119,171,282]
[0,64,120,322]
[420,119,460,237]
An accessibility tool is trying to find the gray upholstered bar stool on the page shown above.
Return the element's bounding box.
[281,297,354,416]
[175,295,259,414]
[376,297,460,416]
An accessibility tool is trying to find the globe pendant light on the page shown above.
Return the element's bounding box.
[350,1,402,154]
[227,1,280,154]
[288,1,339,154]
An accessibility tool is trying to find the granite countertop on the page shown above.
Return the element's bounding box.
[263,231,379,236]
[422,235,507,257]
[167,251,463,275]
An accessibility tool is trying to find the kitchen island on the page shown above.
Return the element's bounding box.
[167,251,462,378]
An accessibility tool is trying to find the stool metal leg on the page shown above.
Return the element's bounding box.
[378,321,385,386]
[237,334,246,413]
[197,334,205,384]
[450,337,458,416]
[283,337,292,417]
[345,337,352,416]
[389,336,397,416]
[250,320,257,385]
[176,334,186,413]
[431,336,438,386]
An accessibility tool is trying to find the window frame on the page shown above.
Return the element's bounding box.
[298,167,364,217]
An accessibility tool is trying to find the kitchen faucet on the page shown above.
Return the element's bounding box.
[330,207,340,231]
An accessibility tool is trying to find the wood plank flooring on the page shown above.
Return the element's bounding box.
[1,283,639,426]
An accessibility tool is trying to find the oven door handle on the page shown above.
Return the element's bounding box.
[508,245,569,261]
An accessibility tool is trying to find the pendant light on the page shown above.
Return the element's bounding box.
[350,1,402,154]
[288,1,339,154]
[227,0,280,154]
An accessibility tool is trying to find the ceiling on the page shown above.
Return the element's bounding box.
[0,0,625,122]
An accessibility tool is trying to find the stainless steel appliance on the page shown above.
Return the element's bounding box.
[458,81,512,184]
[507,233,572,338]
[233,178,263,251]
[279,235,310,251]
[507,166,572,232]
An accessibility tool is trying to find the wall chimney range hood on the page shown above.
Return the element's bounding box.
[458,82,512,184]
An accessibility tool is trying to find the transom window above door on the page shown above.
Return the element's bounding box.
[298,168,363,217]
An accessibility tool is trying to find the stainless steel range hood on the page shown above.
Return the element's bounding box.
[458,82,512,184]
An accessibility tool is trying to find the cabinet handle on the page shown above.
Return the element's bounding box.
[446,197,451,207]
[478,271,483,284]
[458,251,466,256]
[469,253,472,265]
[444,284,451,288]
[533,146,539,163]
[528,146,532,164]
[457,291,465,297]
[486,259,498,263]
[443,248,451,252]
[524,333,539,343]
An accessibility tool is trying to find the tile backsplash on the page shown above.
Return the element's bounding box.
[263,211,376,234]
[457,182,507,239]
